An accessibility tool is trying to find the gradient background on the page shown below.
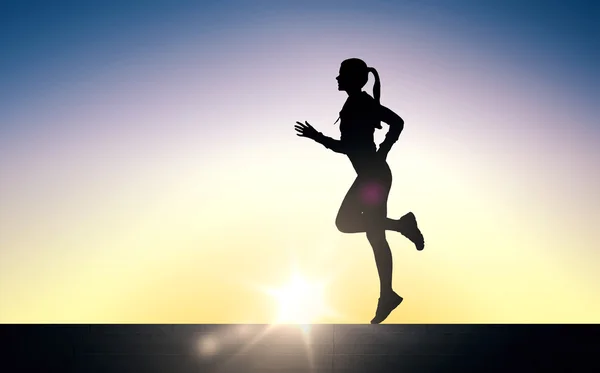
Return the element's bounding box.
[1,0,598,323]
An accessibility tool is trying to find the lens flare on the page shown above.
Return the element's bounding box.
[268,273,329,324]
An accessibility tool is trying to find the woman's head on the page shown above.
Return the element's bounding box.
[336,58,369,92]
[336,58,382,128]
[337,58,380,101]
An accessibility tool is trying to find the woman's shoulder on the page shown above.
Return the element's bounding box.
[342,92,376,111]
[360,91,375,100]
[351,91,375,105]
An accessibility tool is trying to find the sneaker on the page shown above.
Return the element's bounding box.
[398,212,425,251]
[370,291,403,324]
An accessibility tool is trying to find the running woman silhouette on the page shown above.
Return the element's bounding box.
[294,58,424,324]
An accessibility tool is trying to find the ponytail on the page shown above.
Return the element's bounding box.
[368,67,382,129]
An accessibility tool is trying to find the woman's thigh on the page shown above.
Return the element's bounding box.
[338,174,391,217]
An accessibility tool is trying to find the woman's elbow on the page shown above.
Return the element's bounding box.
[391,118,404,133]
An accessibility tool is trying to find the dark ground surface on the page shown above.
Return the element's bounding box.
[2,324,597,372]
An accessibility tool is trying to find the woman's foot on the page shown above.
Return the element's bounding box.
[398,212,424,251]
[370,291,403,324]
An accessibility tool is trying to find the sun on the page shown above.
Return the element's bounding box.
[266,273,332,324]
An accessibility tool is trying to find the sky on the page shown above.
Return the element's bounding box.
[0,0,599,323]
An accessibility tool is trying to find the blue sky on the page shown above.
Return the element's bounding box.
[1,1,597,110]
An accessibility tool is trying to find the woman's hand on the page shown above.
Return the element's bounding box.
[294,121,319,140]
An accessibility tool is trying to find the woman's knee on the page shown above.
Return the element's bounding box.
[336,208,367,233]
[335,213,354,233]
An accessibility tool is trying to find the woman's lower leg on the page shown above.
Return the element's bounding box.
[366,230,394,297]
[336,214,399,234]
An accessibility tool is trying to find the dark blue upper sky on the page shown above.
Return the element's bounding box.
[1,0,597,120]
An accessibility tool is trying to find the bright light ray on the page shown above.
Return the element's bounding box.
[216,324,314,372]
[267,273,328,324]
[219,239,346,372]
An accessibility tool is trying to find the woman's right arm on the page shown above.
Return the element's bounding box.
[295,121,346,154]
[313,132,346,154]
[377,105,404,158]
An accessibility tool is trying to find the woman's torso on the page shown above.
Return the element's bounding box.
[339,92,388,177]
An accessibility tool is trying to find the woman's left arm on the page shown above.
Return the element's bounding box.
[377,105,404,158]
